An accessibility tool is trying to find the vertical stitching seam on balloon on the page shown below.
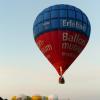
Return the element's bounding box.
[50,9,56,66]
[50,8,59,72]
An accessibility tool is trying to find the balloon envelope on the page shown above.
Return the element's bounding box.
[42,96,48,100]
[32,95,42,100]
[33,4,91,76]
[11,96,16,100]
[48,95,58,100]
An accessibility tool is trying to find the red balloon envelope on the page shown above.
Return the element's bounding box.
[33,4,91,84]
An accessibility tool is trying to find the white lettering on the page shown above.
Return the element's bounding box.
[37,40,44,48]
[62,32,86,46]
[63,32,68,41]
[62,19,86,32]
[42,44,52,53]
[62,42,82,53]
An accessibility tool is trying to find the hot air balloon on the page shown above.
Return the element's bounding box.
[16,94,28,100]
[32,95,42,100]
[48,95,58,100]
[42,96,48,100]
[33,4,91,84]
[11,96,16,100]
[0,97,3,100]
[27,96,32,100]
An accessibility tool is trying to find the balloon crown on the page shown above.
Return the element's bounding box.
[33,4,91,39]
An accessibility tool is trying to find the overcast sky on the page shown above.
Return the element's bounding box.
[0,0,100,99]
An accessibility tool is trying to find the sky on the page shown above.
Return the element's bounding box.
[0,0,100,99]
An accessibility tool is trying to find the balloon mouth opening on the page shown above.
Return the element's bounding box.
[58,66,65,84]
[59,76,65,84]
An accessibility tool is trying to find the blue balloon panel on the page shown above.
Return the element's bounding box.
[33,4,91,38]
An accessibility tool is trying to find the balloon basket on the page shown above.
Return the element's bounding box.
[59,76,65,84]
